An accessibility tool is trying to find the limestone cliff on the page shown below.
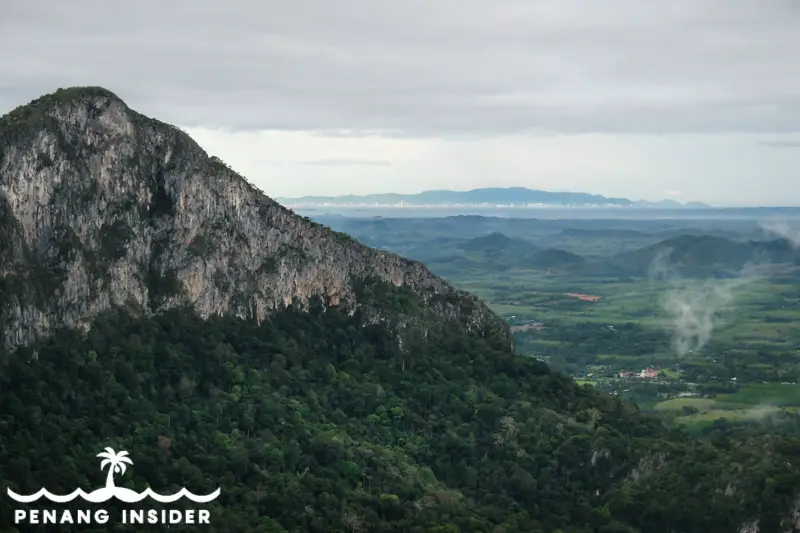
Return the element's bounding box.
[0,87,510,348]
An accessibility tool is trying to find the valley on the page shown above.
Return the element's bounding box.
[316,214,800,433]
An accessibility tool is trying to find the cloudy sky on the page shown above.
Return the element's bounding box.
[3,0,800,206]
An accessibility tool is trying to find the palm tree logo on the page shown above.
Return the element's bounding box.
[97,448,133,490]
[7,447,221,503]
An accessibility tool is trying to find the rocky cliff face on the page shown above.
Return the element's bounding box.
[0,87,510,348]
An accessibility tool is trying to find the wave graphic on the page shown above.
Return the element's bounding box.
[7,486,221,504]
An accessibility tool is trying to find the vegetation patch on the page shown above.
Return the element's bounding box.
[145,266,182,310]
[208,155,230,174]
[715,383,800,407]
[188,233,213,258]
[99,220,133,262]
[353,277,424,316]
[148,179,175,218]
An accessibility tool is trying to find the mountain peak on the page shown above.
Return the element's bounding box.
[0,86,132,148]
[0,88,509,348]
[40,85,120,102]
[2,86,125,121]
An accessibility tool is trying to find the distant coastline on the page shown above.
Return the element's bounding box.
[284,202,695,209]
[289,205,800,220]
[278,186,710,209]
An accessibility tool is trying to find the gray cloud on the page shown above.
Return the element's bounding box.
[762,140,800,148]
[2,0,800,137]
[300,158,391,167]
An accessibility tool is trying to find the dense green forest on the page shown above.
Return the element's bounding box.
[2,283,800,532]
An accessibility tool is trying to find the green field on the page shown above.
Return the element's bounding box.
[714,383,800,406]
[449,270,800,420]
[653,397,720,412]
[476,274,799,355]
[473,274,799,334]
[653,383,800,426]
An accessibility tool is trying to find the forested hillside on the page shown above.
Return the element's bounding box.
[3,281,800,532]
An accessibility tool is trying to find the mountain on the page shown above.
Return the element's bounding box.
[431,234,586,272]
[0,87,504,349]
[528,248,587,269]
[3,88,800,532]
[279,187,709,208]
[614,234,799,276]
[457,232,537,253]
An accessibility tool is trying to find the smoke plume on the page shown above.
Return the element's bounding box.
[661,274,756,356]
[760,219,800,249]
[648,247,768,356]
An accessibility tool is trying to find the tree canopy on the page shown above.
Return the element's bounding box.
[1,287,800,532]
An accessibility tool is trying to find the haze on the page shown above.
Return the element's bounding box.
[2,0,800,206]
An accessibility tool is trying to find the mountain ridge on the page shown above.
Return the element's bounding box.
[279,187,709,208]
[612,234,800,276]
[0,86,508,348]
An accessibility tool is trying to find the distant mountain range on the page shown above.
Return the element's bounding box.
[279,187,710,208]
[433,233,800,278]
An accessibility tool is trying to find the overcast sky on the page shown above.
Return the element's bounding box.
[2,0,800,205]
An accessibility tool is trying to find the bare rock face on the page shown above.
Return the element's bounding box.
[0,87,510,348]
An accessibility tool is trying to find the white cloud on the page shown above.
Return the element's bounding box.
[185,127,800,205]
